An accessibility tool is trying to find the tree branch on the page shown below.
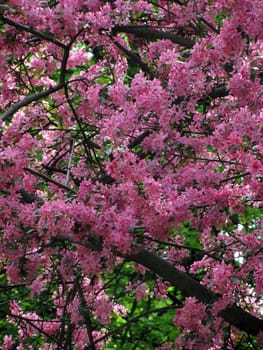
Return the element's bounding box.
[0,83,64,121]
[128,248,263,336]
[208,85,229,99]
[111,38,155,79]
[0,23,71,121]
[112,25,195,49]
[0,15,66,49]
[16,211,263,337]
[55,233,263,336]
[20,188,44,205]
[127,85,229,150]
[129,249,216,303]
[128,130,151,149]
[75,279,96,350]
[24,167,76,194]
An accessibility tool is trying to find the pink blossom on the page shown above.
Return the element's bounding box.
[0,0,262,348]
[135,282,148,301]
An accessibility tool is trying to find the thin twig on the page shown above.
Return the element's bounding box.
[1,310,58,343]
[24,167,76,194]
[65,140,75,186]
[141,234,221,261]
[89,305,176,347]
[220,172,250,184]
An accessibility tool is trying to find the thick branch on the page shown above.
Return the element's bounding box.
[128,130,151,149]
[128,249,263,336]
[13,206,263,337]
[57,232,263,336]
[129,249,216,303]
[112,25,195,49]
[56,233,263,336]
[208,85,229,99]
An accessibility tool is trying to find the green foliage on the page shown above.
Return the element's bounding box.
[0,275,18,343]
[174,221,203,249]
[101,262,180,349]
